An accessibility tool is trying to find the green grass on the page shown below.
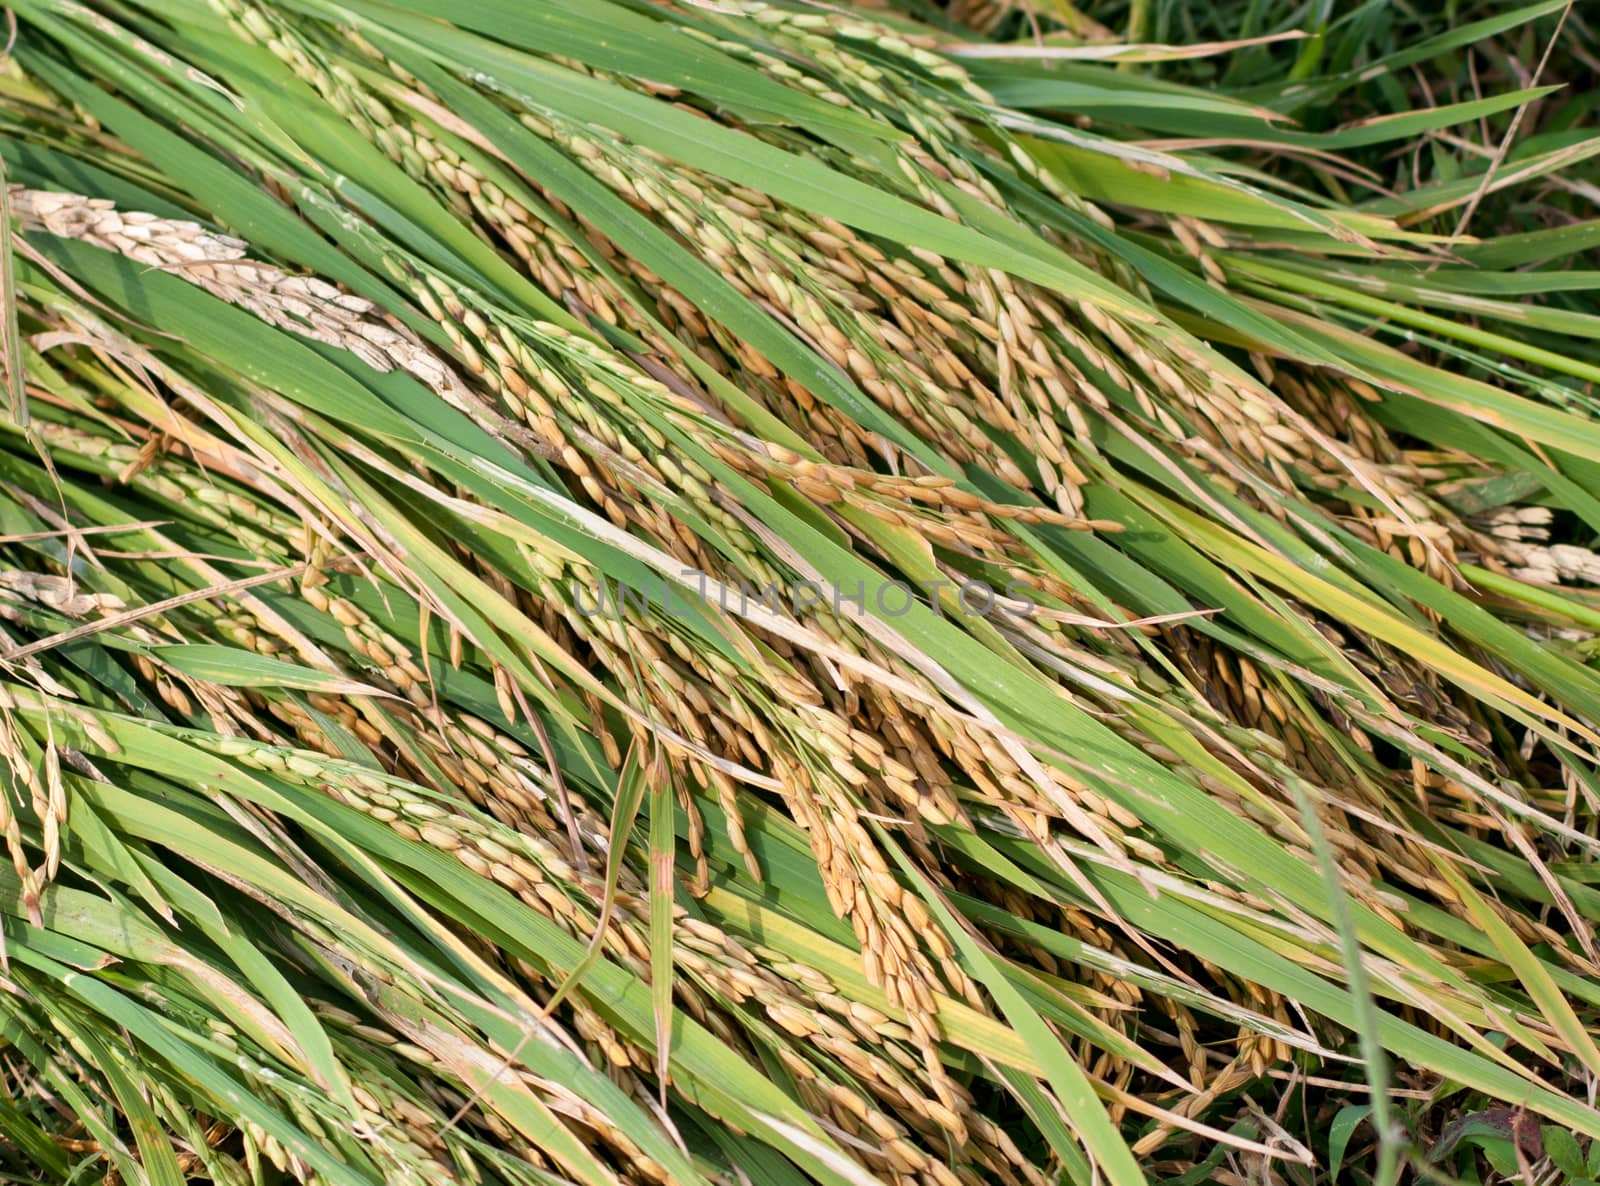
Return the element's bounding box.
[0,2,1597,1185]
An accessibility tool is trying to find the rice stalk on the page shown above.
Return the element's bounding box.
[0,1,1598,1184]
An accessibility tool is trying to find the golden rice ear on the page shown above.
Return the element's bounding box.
[0,1,1596,1183]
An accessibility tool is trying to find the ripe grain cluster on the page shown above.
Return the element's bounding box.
[0,2,1597,1185]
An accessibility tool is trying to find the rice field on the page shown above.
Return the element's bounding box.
[0,2,1597,1184]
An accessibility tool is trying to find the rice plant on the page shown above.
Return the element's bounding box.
[0,2,1596,1184]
